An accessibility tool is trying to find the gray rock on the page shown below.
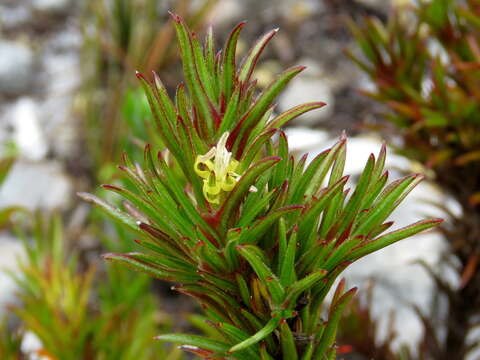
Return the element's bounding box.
[0,5,32,29]
[0,160,72,211]
[278,59,334,125]
[0,40,35,96]
[207,0,245,27]
[8,98,49,161]
[39,51,80,159]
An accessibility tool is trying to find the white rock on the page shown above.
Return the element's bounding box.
[0,160,72,211]
[278,59,333,125]
[0,40,35,96]
[31,0,71,14]
[21,331,50,360]
[10,98,49,161]
[283,127,330,154]
[343,136,412,176]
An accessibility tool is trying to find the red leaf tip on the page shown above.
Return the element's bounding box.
[168,11,181,22]
[101,252,116,260]
[102,184,122,191]
[135,71,146,80]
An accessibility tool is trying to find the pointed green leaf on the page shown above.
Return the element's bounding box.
[232,66,306,157]
[136,73,181,158]
[240,128,278,167]
[238,205,303,245]
[271,131,290,188]
[77,192,139,233]
[238,28,278,84]
[283,270,328,307]
[305,137,346,197]
[280,322,298,360]
[229,316,280,353]
[222,22,245,100]
[266,102,326,131]
[353,174,423,236]
[315,287,357,354]
[346,219,442,261]
[219,156,281,228]
[191,33,216,103]
[237,187,277,227]
[279,226,298,287]
[155,333,230,353]
[102,253,193,282]
[236,273,251,307]
[297,176,349,246]
[335,153,375,236]
[170,13,216,137]
[218,86,241,135]
[237,245,285,304]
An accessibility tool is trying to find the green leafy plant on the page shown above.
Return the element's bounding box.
[6,214,183,360]
[80,14,441,359]
[347,1,480,358]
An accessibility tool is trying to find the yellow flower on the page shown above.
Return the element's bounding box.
[194,132,241,204]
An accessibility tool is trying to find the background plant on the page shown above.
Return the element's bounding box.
[80,14,441,359]
[336,281,403,360]
[78,0,217,182]
[3,212,184,360]
[347,0,480,358]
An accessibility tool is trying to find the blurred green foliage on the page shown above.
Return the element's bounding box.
[348,0,480,358]
[0,157,24,231]
[347,0,480,176]
[4,214,184,360]
[78,0,217,182]
[0,317,22,360]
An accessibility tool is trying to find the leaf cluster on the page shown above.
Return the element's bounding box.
[346,0,480,179]
[348,1,480,358]
[81,14,441,359]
